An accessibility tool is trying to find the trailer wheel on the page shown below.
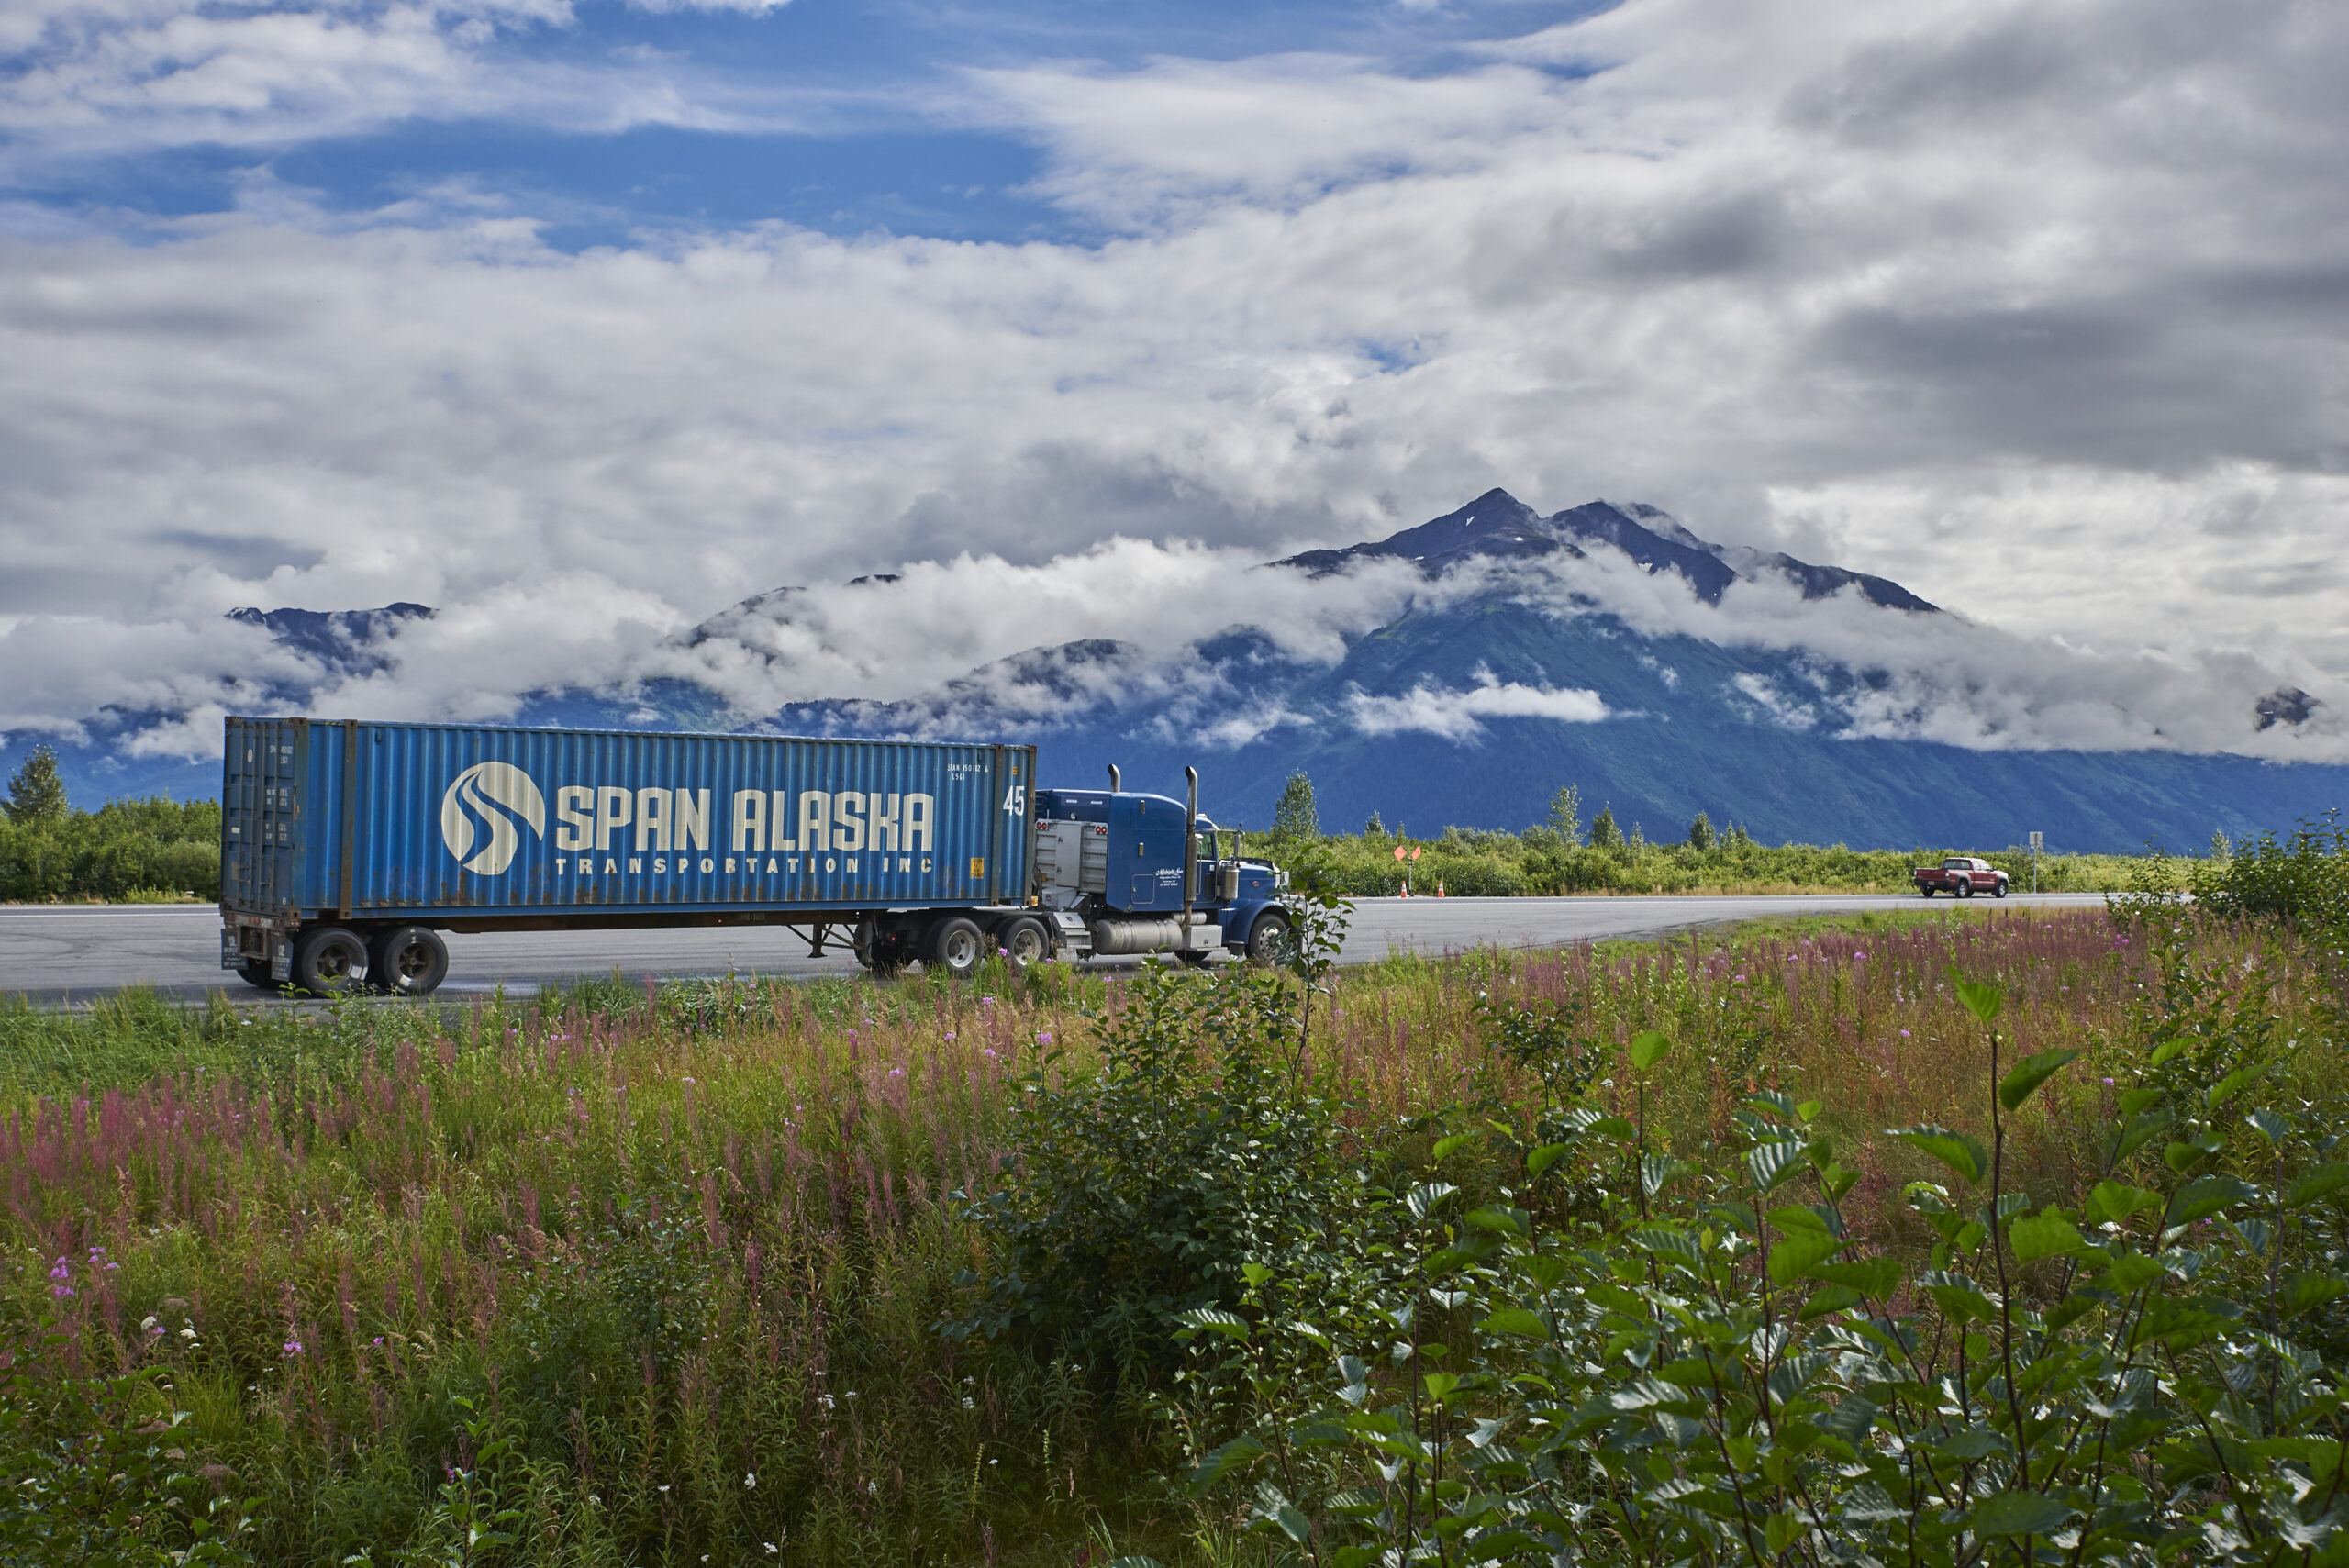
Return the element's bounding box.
[998,917,1050,973]
[1242,910,1292,967]
[369,927,449,997]
[293,926,370,996]
[925,916,985,981]
[236,958,277,989]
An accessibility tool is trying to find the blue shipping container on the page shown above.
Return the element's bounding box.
[222,717,1035,926]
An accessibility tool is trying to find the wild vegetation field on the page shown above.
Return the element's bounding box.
[1,816,2343,1565]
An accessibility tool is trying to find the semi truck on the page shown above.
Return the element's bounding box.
[218,717,1293,997]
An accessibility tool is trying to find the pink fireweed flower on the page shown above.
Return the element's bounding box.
[284,1340,304,1356]
[1899,1029,1911,1037]
[1035,1031,1052,1046]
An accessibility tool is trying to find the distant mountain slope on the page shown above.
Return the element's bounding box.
[7,492,2338,853]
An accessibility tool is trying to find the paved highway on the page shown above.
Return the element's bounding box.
[0,894,2110,1006]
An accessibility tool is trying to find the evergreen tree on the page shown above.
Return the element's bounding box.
[4,743,66,825]
[1588,805,1622,851]
[1687,811,1714,851]
[1547,784,1583,846]
[1272,772,1320,840]
[1364,809,1385,836]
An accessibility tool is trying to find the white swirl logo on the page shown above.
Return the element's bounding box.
[439,762,546,875]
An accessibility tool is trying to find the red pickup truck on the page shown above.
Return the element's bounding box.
[1914,856,2010,898]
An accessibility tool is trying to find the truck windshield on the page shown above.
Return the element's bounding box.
[1943,859,1969,869]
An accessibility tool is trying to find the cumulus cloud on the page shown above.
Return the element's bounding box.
[1345,668,1612,741]
[2,0,2346,768]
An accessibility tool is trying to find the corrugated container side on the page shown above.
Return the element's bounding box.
[222,720,1035,923]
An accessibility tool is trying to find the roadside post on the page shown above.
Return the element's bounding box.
[2029,830,2043,894]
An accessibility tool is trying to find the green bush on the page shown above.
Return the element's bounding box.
[2196,811,2349,929]
[0,798,219,902]
[0,1286,259,1566]
[951,962,1375,1381]
[1195,924,2349,1566]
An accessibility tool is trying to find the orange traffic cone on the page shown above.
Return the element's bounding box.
[1437,881,1446,897]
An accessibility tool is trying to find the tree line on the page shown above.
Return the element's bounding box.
[0,745,220,902]
[1256,770,2144,895]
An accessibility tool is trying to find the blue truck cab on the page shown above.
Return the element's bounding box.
[1030,784,1288,962]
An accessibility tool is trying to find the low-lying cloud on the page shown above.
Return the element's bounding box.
[1346,670,1613,741]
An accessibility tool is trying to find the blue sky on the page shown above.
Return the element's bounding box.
[3,0,1604,247]
[1,0,2345,764]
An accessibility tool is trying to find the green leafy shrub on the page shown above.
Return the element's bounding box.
[952,962,1374,1382]
[0,1288,259,1566]
[0,796,220,903]
[2197,811,2349,929]
[1196,928,2349,1565]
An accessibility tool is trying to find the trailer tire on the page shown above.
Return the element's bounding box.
[925,916,986,981]
[997,916,1050,973]
[1242,910,1292,967]
[293,925,370,996]
[369,927,449,997]
[236,957,278,989]
[863,930,915,978]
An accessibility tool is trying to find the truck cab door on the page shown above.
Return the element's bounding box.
[1108,794,1184,911]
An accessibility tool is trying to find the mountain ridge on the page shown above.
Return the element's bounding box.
[7,493,2338,853]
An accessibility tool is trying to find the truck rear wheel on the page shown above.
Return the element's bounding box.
[997,916,1050,973]
[293,926,370,996]
[926,916,985,981]
[369,927,449,997]
[236,957,278,989]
